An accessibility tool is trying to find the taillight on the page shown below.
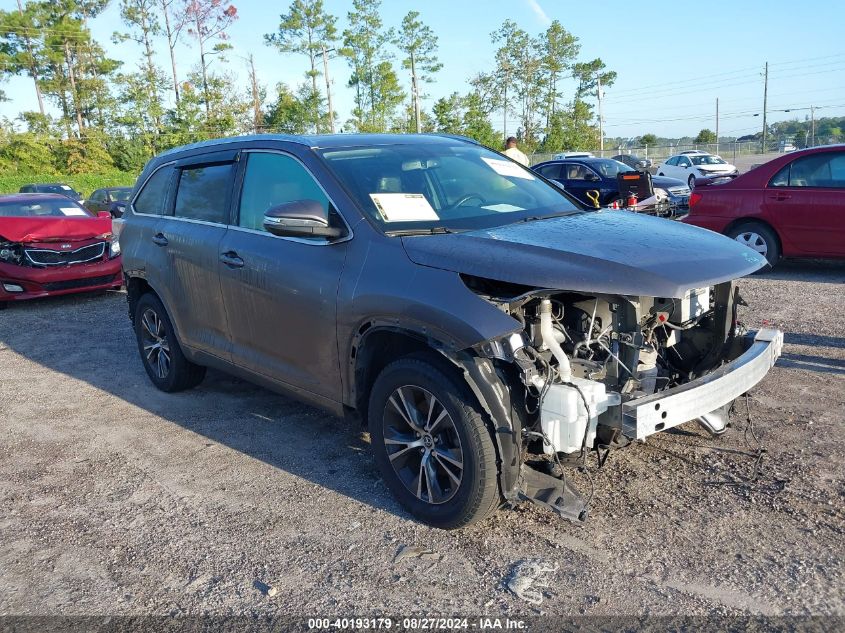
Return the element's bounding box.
[689,192,703,208]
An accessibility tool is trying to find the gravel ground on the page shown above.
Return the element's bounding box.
[0,259,843,618]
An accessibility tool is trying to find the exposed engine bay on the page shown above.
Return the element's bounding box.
[461,275,768,520]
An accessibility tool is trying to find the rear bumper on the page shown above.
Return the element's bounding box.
[622,329,783,440]
[0,256,123,302]
[681,215,731,232]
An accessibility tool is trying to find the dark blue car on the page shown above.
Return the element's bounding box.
[532,157,691,211]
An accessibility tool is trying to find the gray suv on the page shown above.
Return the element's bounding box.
[121,134,783,529]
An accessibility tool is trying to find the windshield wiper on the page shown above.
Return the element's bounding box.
[385,226,457,237]
[520,210,582,223]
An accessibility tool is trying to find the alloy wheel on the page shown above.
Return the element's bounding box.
[382,385,464,504]
[141,308,171,379]
[733,231,769,257]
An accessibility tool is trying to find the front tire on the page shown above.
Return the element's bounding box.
[134,292,206,392]
[368,354,500,529]
[727,221,780,269]
[688,174,696,188]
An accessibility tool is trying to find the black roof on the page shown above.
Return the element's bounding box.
[157,132,479,159]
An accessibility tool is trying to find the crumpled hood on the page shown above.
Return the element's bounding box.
[401,211,765,298]
[0,216,112,243]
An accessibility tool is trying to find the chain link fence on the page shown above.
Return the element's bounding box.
[529,136,844,167]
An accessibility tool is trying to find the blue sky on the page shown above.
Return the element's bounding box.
[2,0,844,139]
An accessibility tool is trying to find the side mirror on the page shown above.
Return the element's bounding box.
[97,211,111,219]
[263,199,345,239]
[110,202,126,218]
[585,172,600,182]
[551,180,567,191]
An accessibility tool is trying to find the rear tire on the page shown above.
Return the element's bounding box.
[134,292,206,392]
[688,174,696,189]
[368,354,500,529]
[727,221,780,269]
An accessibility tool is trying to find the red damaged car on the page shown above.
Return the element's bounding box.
[682,144,845,268]
[0,193,122,306]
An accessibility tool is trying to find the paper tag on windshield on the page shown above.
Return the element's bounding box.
[60,207,87,216]
[482,203,523,213]
[481,157,535,180]
[369,193,439,222]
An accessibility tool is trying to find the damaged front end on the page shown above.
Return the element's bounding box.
[456,275,783,523]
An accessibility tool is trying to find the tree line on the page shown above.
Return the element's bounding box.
[0,0,613,175]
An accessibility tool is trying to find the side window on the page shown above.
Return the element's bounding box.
[174,163,234,223]
[237,152,330,232]
[133,167,172,215]
[678,156,690,167]
[665,157,678,166]
[537,164,561,179]
[564,164,589,181]
[89,189,104,203]
[769,164,790,187]
[785,153,839,188]
[829,153,845,186]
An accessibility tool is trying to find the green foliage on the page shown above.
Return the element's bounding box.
[0,171,135,196]
[694,128,717,144]
[264,83,318,134]
[540,101,599,153]
[639,133,658,146]
[342,0,404,131]
[265,0,338,131]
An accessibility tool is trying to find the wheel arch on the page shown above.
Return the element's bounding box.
[125,273,191,354]
[348,323,523,500]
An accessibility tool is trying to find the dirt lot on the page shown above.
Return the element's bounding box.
[1,260,843,618]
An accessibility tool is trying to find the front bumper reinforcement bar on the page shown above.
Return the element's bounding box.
[622,329,783,440]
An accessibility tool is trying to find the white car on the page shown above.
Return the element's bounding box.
[657,153,738,188]
[552,151,594,160]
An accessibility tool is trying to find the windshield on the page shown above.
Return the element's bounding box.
[0,198,94,217]
[587,159,636,177]
[112,189,131,202]
[690,155,727,165]
[318,143,580,233]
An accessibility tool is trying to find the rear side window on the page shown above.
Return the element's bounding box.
[770,152,845,188]
[134,167,172,215]
[174,163,233,223]
[536,164,562,179]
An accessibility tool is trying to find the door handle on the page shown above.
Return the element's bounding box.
[152,233,168,246]
[768,193,792,201]
[219,251,244,268]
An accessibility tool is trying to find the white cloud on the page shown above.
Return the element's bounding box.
[525,0,552,26]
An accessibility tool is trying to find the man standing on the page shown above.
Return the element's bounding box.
[503,136,529,166]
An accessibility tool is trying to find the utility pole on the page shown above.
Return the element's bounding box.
[810,105,815,147]
[16,0,45,116]
[762,62,768,153]
[715,97,719,155]
[322,45,335,134]
[248,54,260,134]
[597,72,604,152]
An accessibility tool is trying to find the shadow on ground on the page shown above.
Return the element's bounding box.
[0,289,406,521]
